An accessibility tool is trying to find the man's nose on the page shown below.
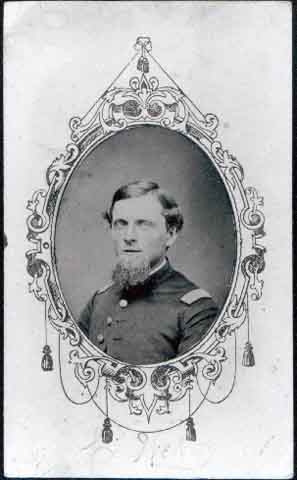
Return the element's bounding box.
[123,223,137,243]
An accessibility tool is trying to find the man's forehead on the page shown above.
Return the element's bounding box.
[112,194,163,218]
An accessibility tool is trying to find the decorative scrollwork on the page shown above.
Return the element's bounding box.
[26,189,50,235]
[67,70,221,148]
[28,262,50,302]
[183,346,227,383]
[151,365,193,404]
[26,38,266,432]
[211,141,244,189]
[109,365,147,391]
[241,248,265,300]
[215,294,247,342]
[69,349,107,387]
[240,187,265,232]
[48,301,80,346]
[46,143,80,191]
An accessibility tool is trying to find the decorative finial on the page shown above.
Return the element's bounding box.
[135,37,151,74]
[134,36,152,52]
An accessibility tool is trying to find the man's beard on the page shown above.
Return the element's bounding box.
[112,254,151,289]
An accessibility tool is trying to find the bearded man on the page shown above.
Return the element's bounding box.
[78,180,218,364]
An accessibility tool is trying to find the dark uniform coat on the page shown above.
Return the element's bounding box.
[78,261,218,364]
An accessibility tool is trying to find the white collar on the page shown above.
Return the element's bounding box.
[149,258,167,277]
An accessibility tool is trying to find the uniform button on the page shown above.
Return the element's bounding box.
[107,316,113,326]
[97,333,104,344]
[119,299,128,308]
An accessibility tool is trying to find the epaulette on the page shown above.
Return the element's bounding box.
[96,282,113,296]
[180,288,211,305]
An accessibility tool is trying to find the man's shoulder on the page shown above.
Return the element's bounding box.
[96,282,114,295]
[180,287,213,305]
[162,268,216,307]
[93,282,115,301]
[166,270,218,331]
[164,267,196,290]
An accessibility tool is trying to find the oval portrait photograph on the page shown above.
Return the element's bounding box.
[54,125,237,365]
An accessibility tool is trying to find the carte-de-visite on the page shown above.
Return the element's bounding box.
[26,36,265,440]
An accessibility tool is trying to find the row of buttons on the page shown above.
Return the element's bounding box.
[96,298,127,344]
[97,333,123,343]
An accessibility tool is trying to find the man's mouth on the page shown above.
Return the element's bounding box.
[122,249,142,253]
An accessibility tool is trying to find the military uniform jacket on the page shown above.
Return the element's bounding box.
[78,261,218,365]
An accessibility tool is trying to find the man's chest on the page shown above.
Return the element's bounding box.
[88,292,183,355]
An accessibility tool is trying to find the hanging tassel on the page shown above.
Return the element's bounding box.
[102,417,113,444]
[186,417,197,442]
[242,341,255,367]
[142,57,149,73]
[41,344,53,371]
[242,292,255,367]
[186,388,196,441]
[137,56,150,73]
[102,378,113,443]
[137,56,144,72]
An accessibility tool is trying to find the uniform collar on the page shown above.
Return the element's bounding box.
[121,258,173,299]
[148,258,167,277]
[148,257,172,285]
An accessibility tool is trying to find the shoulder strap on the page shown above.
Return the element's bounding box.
[96,282,113,296]
[180,288,211,305]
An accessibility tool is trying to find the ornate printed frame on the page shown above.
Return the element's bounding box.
[26,37,265,436]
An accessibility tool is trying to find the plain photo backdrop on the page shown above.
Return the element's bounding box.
[55,126,237,320]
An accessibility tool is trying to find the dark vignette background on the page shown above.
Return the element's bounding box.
[55,126,237,320]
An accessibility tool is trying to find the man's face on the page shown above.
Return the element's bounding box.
[111,193,177,269]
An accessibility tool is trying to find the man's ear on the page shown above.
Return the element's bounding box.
[166,227,178,248]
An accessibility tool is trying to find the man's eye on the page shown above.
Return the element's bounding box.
[137,220,153,228]
[113,219,127,228]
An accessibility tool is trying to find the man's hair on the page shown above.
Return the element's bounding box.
[103,180,184,232]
